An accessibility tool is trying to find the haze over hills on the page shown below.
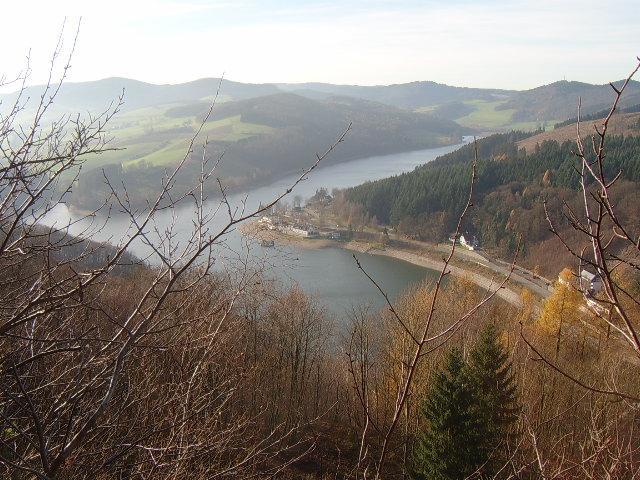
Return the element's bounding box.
[499,79,640,122]
[0,77,281,113]
[4,75,639,125]
[3,74,639,208]
[276,81,511,109]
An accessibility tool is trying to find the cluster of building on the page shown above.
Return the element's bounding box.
[257,215,346,241]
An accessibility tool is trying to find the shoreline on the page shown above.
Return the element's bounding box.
[241,220,551,308]
[65,140,469,214]
[347,245,526,307]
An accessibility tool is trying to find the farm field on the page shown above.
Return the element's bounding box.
[82,107,275,170]
[454,99,558,131]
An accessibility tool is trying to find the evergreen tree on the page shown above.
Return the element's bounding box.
[345,133,640,246]
[466,324,519,475]
[412,348,483,480]
[412,326,519,479]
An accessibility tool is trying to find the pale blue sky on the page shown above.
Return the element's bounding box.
[1,0,638,90]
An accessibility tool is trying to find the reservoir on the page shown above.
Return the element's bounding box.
[46,139,471,316]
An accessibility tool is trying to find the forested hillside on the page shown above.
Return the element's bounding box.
[498,79,640,121]
[345,130,640,273]
[7,75,640,213]
[71,93,469,209]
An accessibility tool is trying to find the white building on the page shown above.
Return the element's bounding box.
[580,270,603,294]
[284,225,319,238]
[459,234,480,251]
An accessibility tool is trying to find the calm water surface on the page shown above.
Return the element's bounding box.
[46,139,471,316]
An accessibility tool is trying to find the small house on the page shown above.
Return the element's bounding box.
[580,270,603,294]
[460,233,480,251]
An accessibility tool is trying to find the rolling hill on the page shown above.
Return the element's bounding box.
[69,92,470,209]
[499,80,640,123]
[4,74,640,208]
[0,77,280,114]
[343,130,640,275]
[5,75,640,132]
[277,81,511,109]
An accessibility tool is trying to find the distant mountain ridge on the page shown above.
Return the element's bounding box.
[276,80,511,109]
[3,76,640,124]
[5,73,640,209]
[0,77,281,113]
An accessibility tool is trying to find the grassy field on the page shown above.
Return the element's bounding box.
[80,96,560,173]
[81,106,275,170]
[455,99,558,131]
[122,115,274,168]
[415,99,559,132]
[415,105,437,113]
[455,99,516,129]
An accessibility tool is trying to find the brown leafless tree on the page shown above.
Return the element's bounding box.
[517,57,640,479]
[543,58,640,360]
[0,25,350,479]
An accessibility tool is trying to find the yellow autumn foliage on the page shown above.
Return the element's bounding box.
[558,267,575,284]
[537,278,584,335]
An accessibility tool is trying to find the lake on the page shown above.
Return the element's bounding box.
[45,139,471,316]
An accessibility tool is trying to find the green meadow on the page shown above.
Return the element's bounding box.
[454,99,558,131]
[82,107,275,170]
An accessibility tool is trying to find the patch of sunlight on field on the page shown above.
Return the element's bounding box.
[123,139,190,168]
[415,105,437,113]
[77,103,278,170]
[456,100,516,128]
[118,115,275,168]
[201,115,274,140]
[200,94,233,103]
[109,115,194,140]
[454,100,559,131]
[81,141,164,170]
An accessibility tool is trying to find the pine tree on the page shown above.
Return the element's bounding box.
[412,348,483,480]
[466,323,519,475]
[412,326,519,479]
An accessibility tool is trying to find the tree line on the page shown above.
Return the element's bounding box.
[343,132,640,274]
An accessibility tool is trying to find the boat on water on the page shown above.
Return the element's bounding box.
[261,239,275,247]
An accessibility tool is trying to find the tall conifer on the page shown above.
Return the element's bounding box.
[412,325,518,479]
[412,348,483,480]
[467,324,519,474]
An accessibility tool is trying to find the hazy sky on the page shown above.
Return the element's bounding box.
[1,0,638,90]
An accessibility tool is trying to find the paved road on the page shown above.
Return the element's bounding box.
[388,238,553,300]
